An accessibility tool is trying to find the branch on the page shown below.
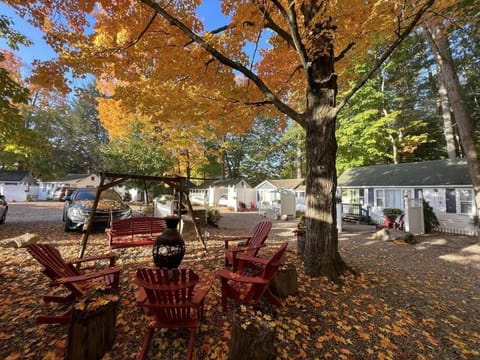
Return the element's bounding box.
[270,0,309,76]
[335,0,435,115]
[123,12,158,49]
[139,0,300,122]
[334,41,355,62]
[256,2,294,47]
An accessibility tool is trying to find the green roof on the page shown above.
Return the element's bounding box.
[338,160,472,187]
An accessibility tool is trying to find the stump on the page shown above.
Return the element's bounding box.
[66,290,119,360]
[229,312,276,360]
[269,264,298,298]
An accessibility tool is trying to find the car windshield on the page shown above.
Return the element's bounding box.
[75,189,122,202]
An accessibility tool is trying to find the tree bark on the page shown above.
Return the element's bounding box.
[296,133,303,178]
[425,24,480,218]
[422,27,457,159]
[303,113,347,281]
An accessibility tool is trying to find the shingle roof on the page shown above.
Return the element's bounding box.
[338,159,472,187]
[193,179,246,189]
[0,170,30,182]
[262,178,305,189]
[56,173,91,182]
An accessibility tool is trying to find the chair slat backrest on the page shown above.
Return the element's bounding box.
[248,221,272,248]
[245,242,288,302]
[135,268,199,324]
[27,244,79,281]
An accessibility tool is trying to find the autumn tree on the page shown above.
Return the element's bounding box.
[0,15,30,146]
[6,0,452,280]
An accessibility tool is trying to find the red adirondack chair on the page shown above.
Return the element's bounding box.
[135,268,211,360]
[217,242,288,311]
[222,220,272,271]
[26,243,120,324]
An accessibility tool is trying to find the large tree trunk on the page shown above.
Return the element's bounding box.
[422,27,457,159]
[303,113,347,281]
[296,133,303,179]
[425,24,480,218]
[437,75,457,159]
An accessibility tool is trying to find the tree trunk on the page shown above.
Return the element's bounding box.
[296,133,303,179]
[303,107,347,281]
[426,24,480,218]
[437,75,457,159]
[422,27,457,159]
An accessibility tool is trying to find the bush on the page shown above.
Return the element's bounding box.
[402,232,416,244]
[207,207,222,227]
[382,208,403,216]
[423,199,439,233]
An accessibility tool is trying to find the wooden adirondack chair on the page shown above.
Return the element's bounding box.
[135,268,211,360]
[222,220,272,271]
[26,243,120,325]
[217,242,288,311]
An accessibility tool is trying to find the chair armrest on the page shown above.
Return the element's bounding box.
[235,254,269,266]
[192,281,212,304]
[68,253,116,267]
[51,266,121,285]
[228,244,265,254]
[213,235,251,249]
[216,269,269,285]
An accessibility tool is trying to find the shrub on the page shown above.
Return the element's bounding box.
[423,199,439,233]
[382,208,403,216]
[207,207,222,227]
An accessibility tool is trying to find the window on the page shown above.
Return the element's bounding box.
[446,189,456,213]
[375,190,384,207]
[459,189,473,214]
[385,190,403,209]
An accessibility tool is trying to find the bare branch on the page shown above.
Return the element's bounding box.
[270,0,309,76]
[255,2,294,47]
[335,0,436,115]
[139,0,300,122]
[334,41,355,62]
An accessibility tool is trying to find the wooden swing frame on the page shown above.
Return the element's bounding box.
[78,172,206,260]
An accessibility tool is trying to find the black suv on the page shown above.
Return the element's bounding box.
[0,195,8,224]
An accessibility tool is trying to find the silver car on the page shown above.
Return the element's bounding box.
[63,188,132,232]
[0,195,7,224]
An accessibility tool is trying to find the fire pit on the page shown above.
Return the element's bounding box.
[152,216,185,269]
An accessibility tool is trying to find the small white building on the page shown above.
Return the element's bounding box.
[190,179,255,211]
[38,173,101,200]
[338,159,478,236]
[0,170,39,201]
[255,178,305,213]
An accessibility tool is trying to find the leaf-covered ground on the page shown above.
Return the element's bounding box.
[0,219,479,359]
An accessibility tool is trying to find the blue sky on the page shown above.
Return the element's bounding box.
[0,2,228,67]
[0,2,267,85]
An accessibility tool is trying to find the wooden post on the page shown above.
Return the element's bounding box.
[269,263,298,298]
[229,312,276,360]
[66,290,119,360]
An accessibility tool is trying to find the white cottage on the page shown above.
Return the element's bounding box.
[0,170,39,201]
[190,179,255,211]
[38,173,101,200]
[255,178,305,215]
[338,159,478,235]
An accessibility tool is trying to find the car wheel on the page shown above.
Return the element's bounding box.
[64,217,73,232]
